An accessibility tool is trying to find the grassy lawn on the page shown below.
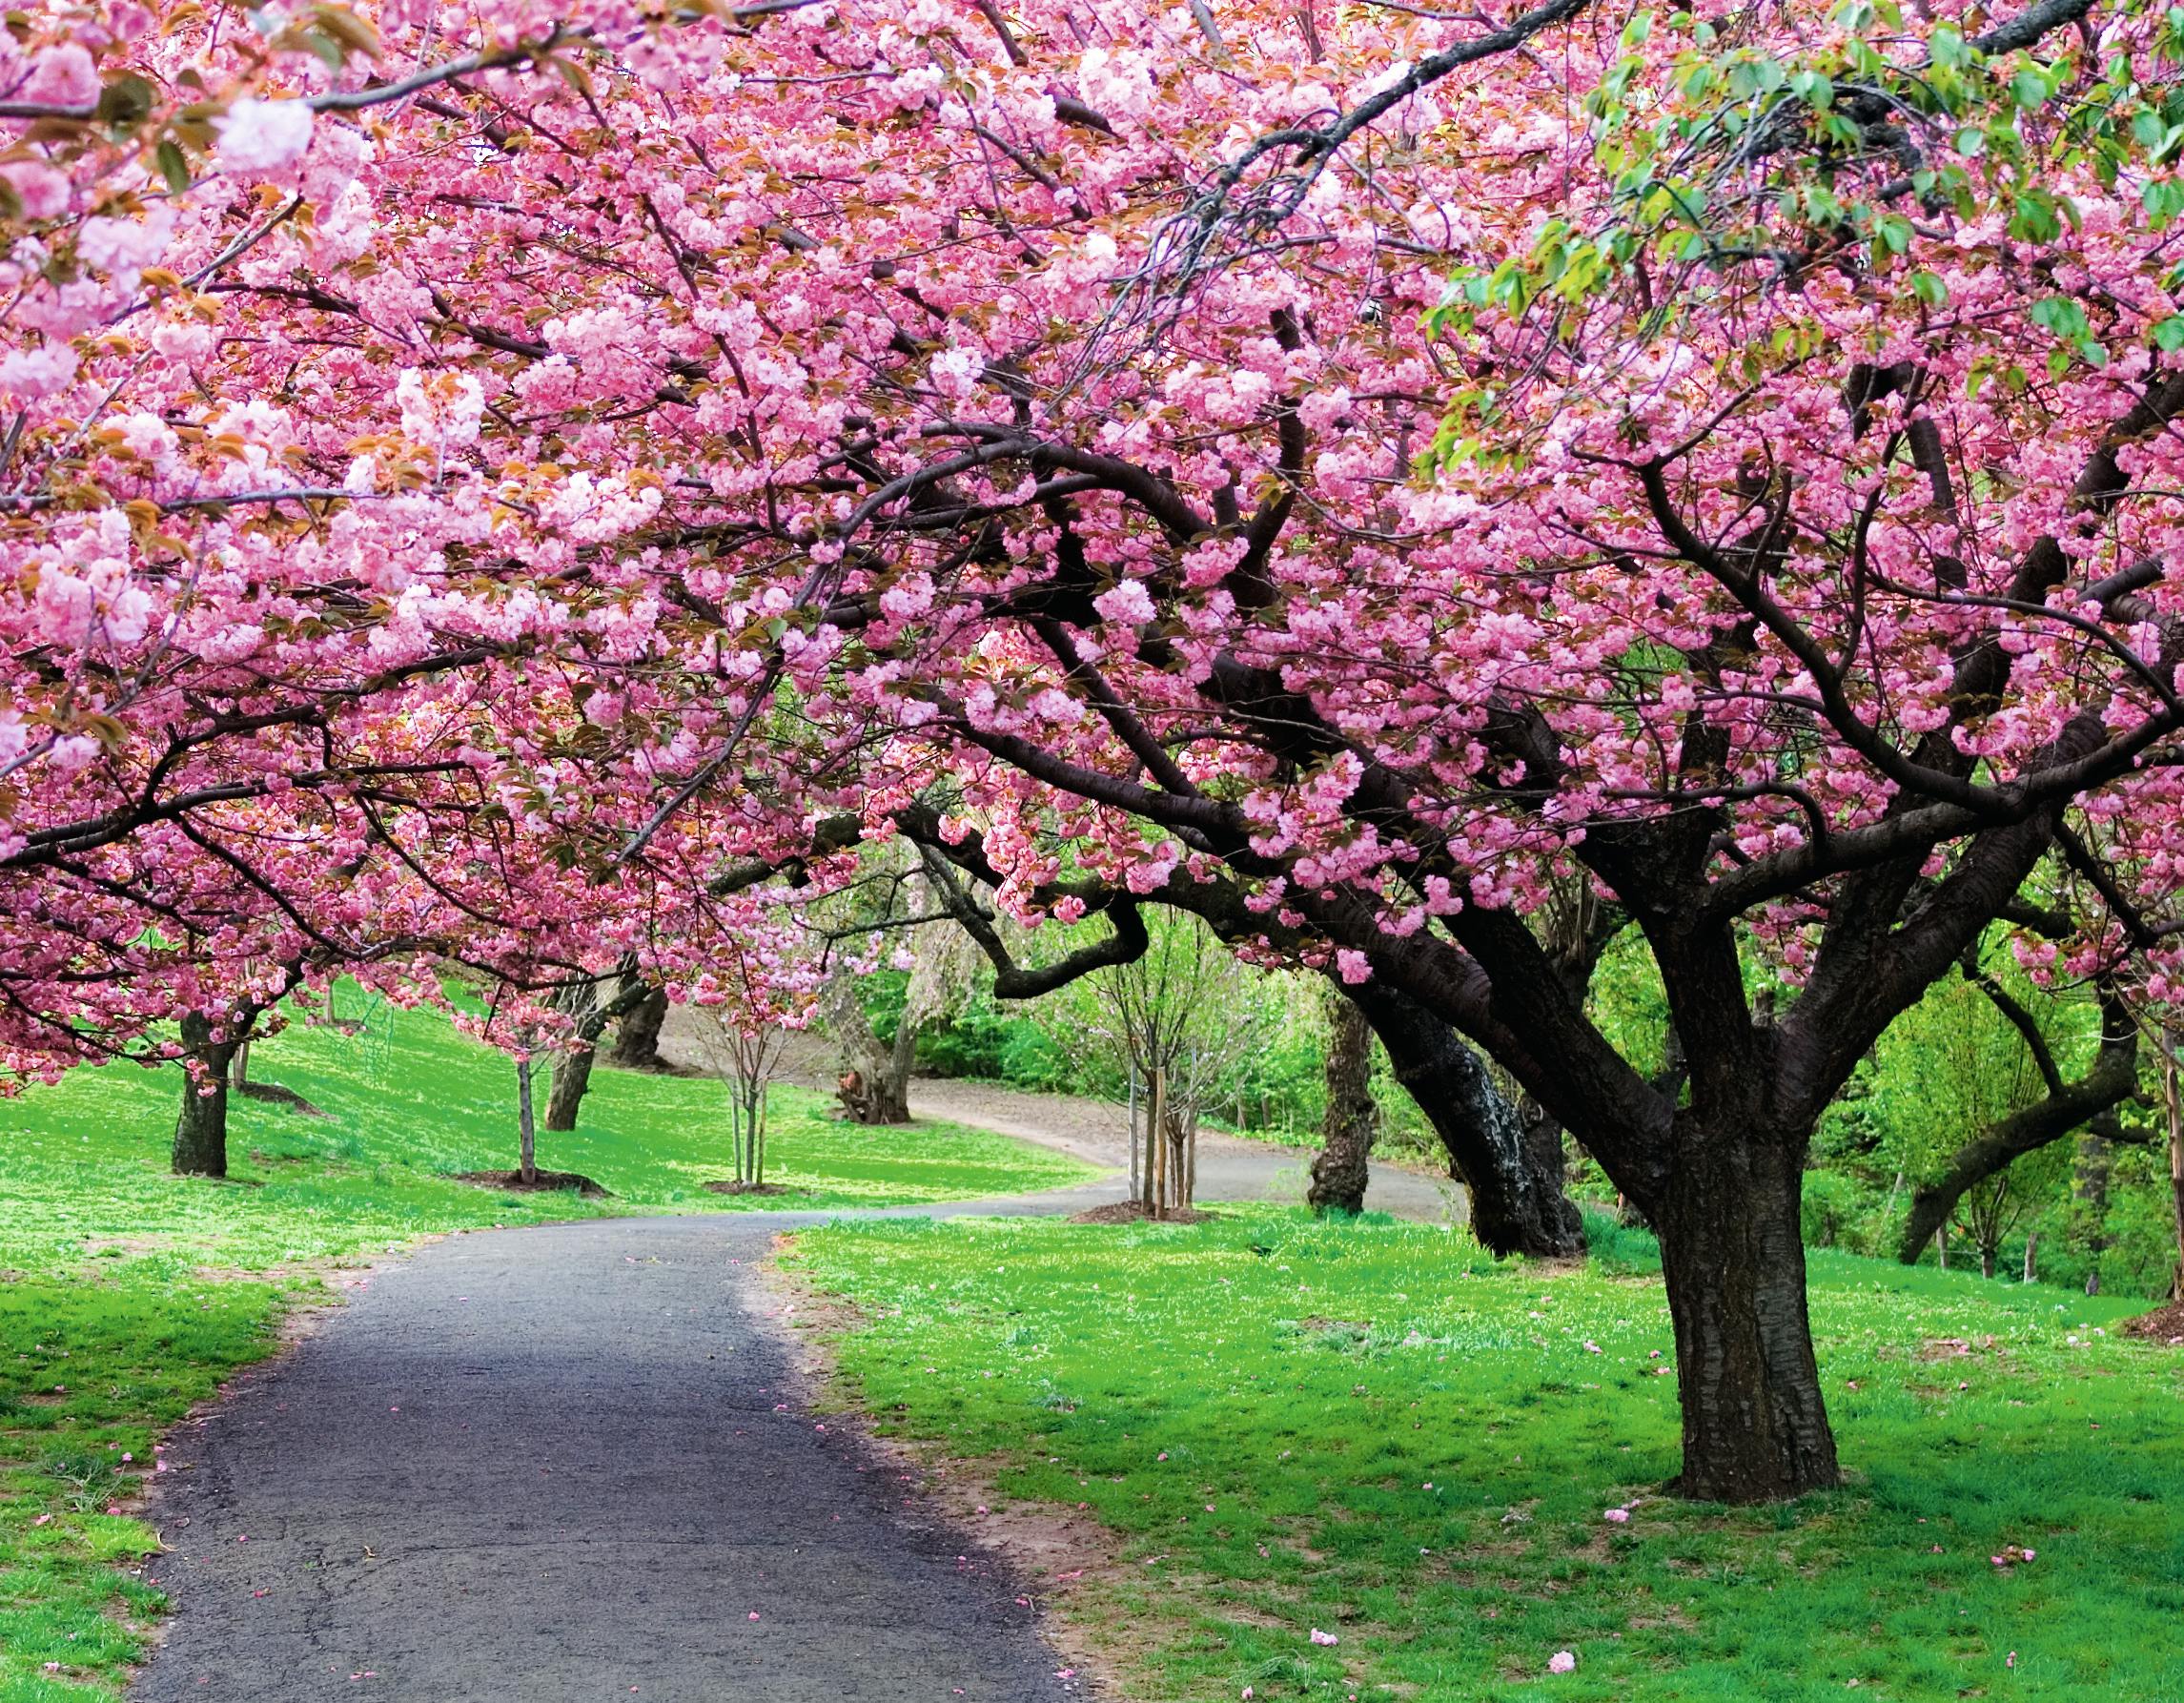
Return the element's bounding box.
[0,1003,1095,1700]
[786,1210,2184,1702]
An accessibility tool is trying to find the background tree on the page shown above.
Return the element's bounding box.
[1894,968,2144,1264]
[543,964,656,1132]
[1308,987,1378,1215]
[1037,912,1277,1218]
[605,986,672,1072]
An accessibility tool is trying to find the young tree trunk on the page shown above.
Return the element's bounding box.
[173,1011,241,1178]
[1309,992,1377,1215]
[543,1045,596,1132]
[2164,1035,2184,1303]
[516,1057,539,1184]
[1347,981,1583,1257]
[1980,1241,1997,1282]
[606,984,669,1068]
[2023,1233,2037,1284]
[1650,1133,1840,1502]
[1150,1067,1168,1219]
[2074,1128,2113,1296]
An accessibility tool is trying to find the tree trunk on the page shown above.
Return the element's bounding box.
[2022,1233,2036,1284]
[2164,1035,2184,1303]
[173,1011,240,1179]
[826,975,913,1124]
[544,1045,596,1132]
[606,984,669,1068]
[1897,1006,2138,1263]
[1980,1241,1997,1281]
[1347,981,1582,1257]
[517,1057,538,1184]
[2074,1127,2112,1297]
[1150,1067,1167,1218]
[1309,992,1377,1214]
[1651,1133,1840,1503]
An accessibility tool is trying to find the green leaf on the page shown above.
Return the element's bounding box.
[154,137,192,195]
[1910,271,1949,308]
[1790,70,1835,110]
[2030,297,2089,339]
[2155,315,2184,352]
[95,74,156,128]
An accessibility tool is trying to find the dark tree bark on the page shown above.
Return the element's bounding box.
[1898,990,2139,1262]
[605,984,669,1069]
[2074,1124,2113,1295]
[541,972,654,1133]
[1348,980,1583,1258]
[173,1010,244,1179]
[544,1045,596,1132]
[826,975,916,1124]
[1653,1128,1839,1502]
[1309,989,1378,1214]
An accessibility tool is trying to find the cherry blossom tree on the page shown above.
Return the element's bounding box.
[10,0,2184,1503]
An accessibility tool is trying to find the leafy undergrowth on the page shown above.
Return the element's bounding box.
[788,1209,2184,1701]
[0,1004,1094,1698]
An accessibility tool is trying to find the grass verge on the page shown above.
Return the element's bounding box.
[0,1003,1095,1698]
[786,1207,2184,1702]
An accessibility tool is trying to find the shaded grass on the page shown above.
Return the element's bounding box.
[788,1208,2184,1701]
[0,1003,1095,1698]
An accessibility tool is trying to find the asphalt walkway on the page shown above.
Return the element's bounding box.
[133,1061,1463,1700]
[135,1213,1079,1702]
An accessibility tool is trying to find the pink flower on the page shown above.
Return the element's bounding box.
[1548,1651,1577,1673]
[1310,1628,1339,1647]
[1603,1508,1629,1523]
[216,98,315,174]
[1093,580,1157,626]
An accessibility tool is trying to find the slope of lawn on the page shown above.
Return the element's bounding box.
[787,1209,2184,1702]
[0,1002,1096,1700]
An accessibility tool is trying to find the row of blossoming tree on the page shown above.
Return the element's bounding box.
[8,0,2184,1500]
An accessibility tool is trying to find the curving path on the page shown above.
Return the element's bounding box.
[656,1010,1469,1227]
[136,1209,1080,1702]
[133,1070,1462,1700]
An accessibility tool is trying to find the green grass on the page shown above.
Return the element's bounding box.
[787,1208,2184,1702]
[0,1002,1095,1699]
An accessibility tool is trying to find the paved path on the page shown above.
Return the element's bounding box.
[137,1213,1078,1702]
[658,1011,1467,1225]
[134,1065,1462,1700]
